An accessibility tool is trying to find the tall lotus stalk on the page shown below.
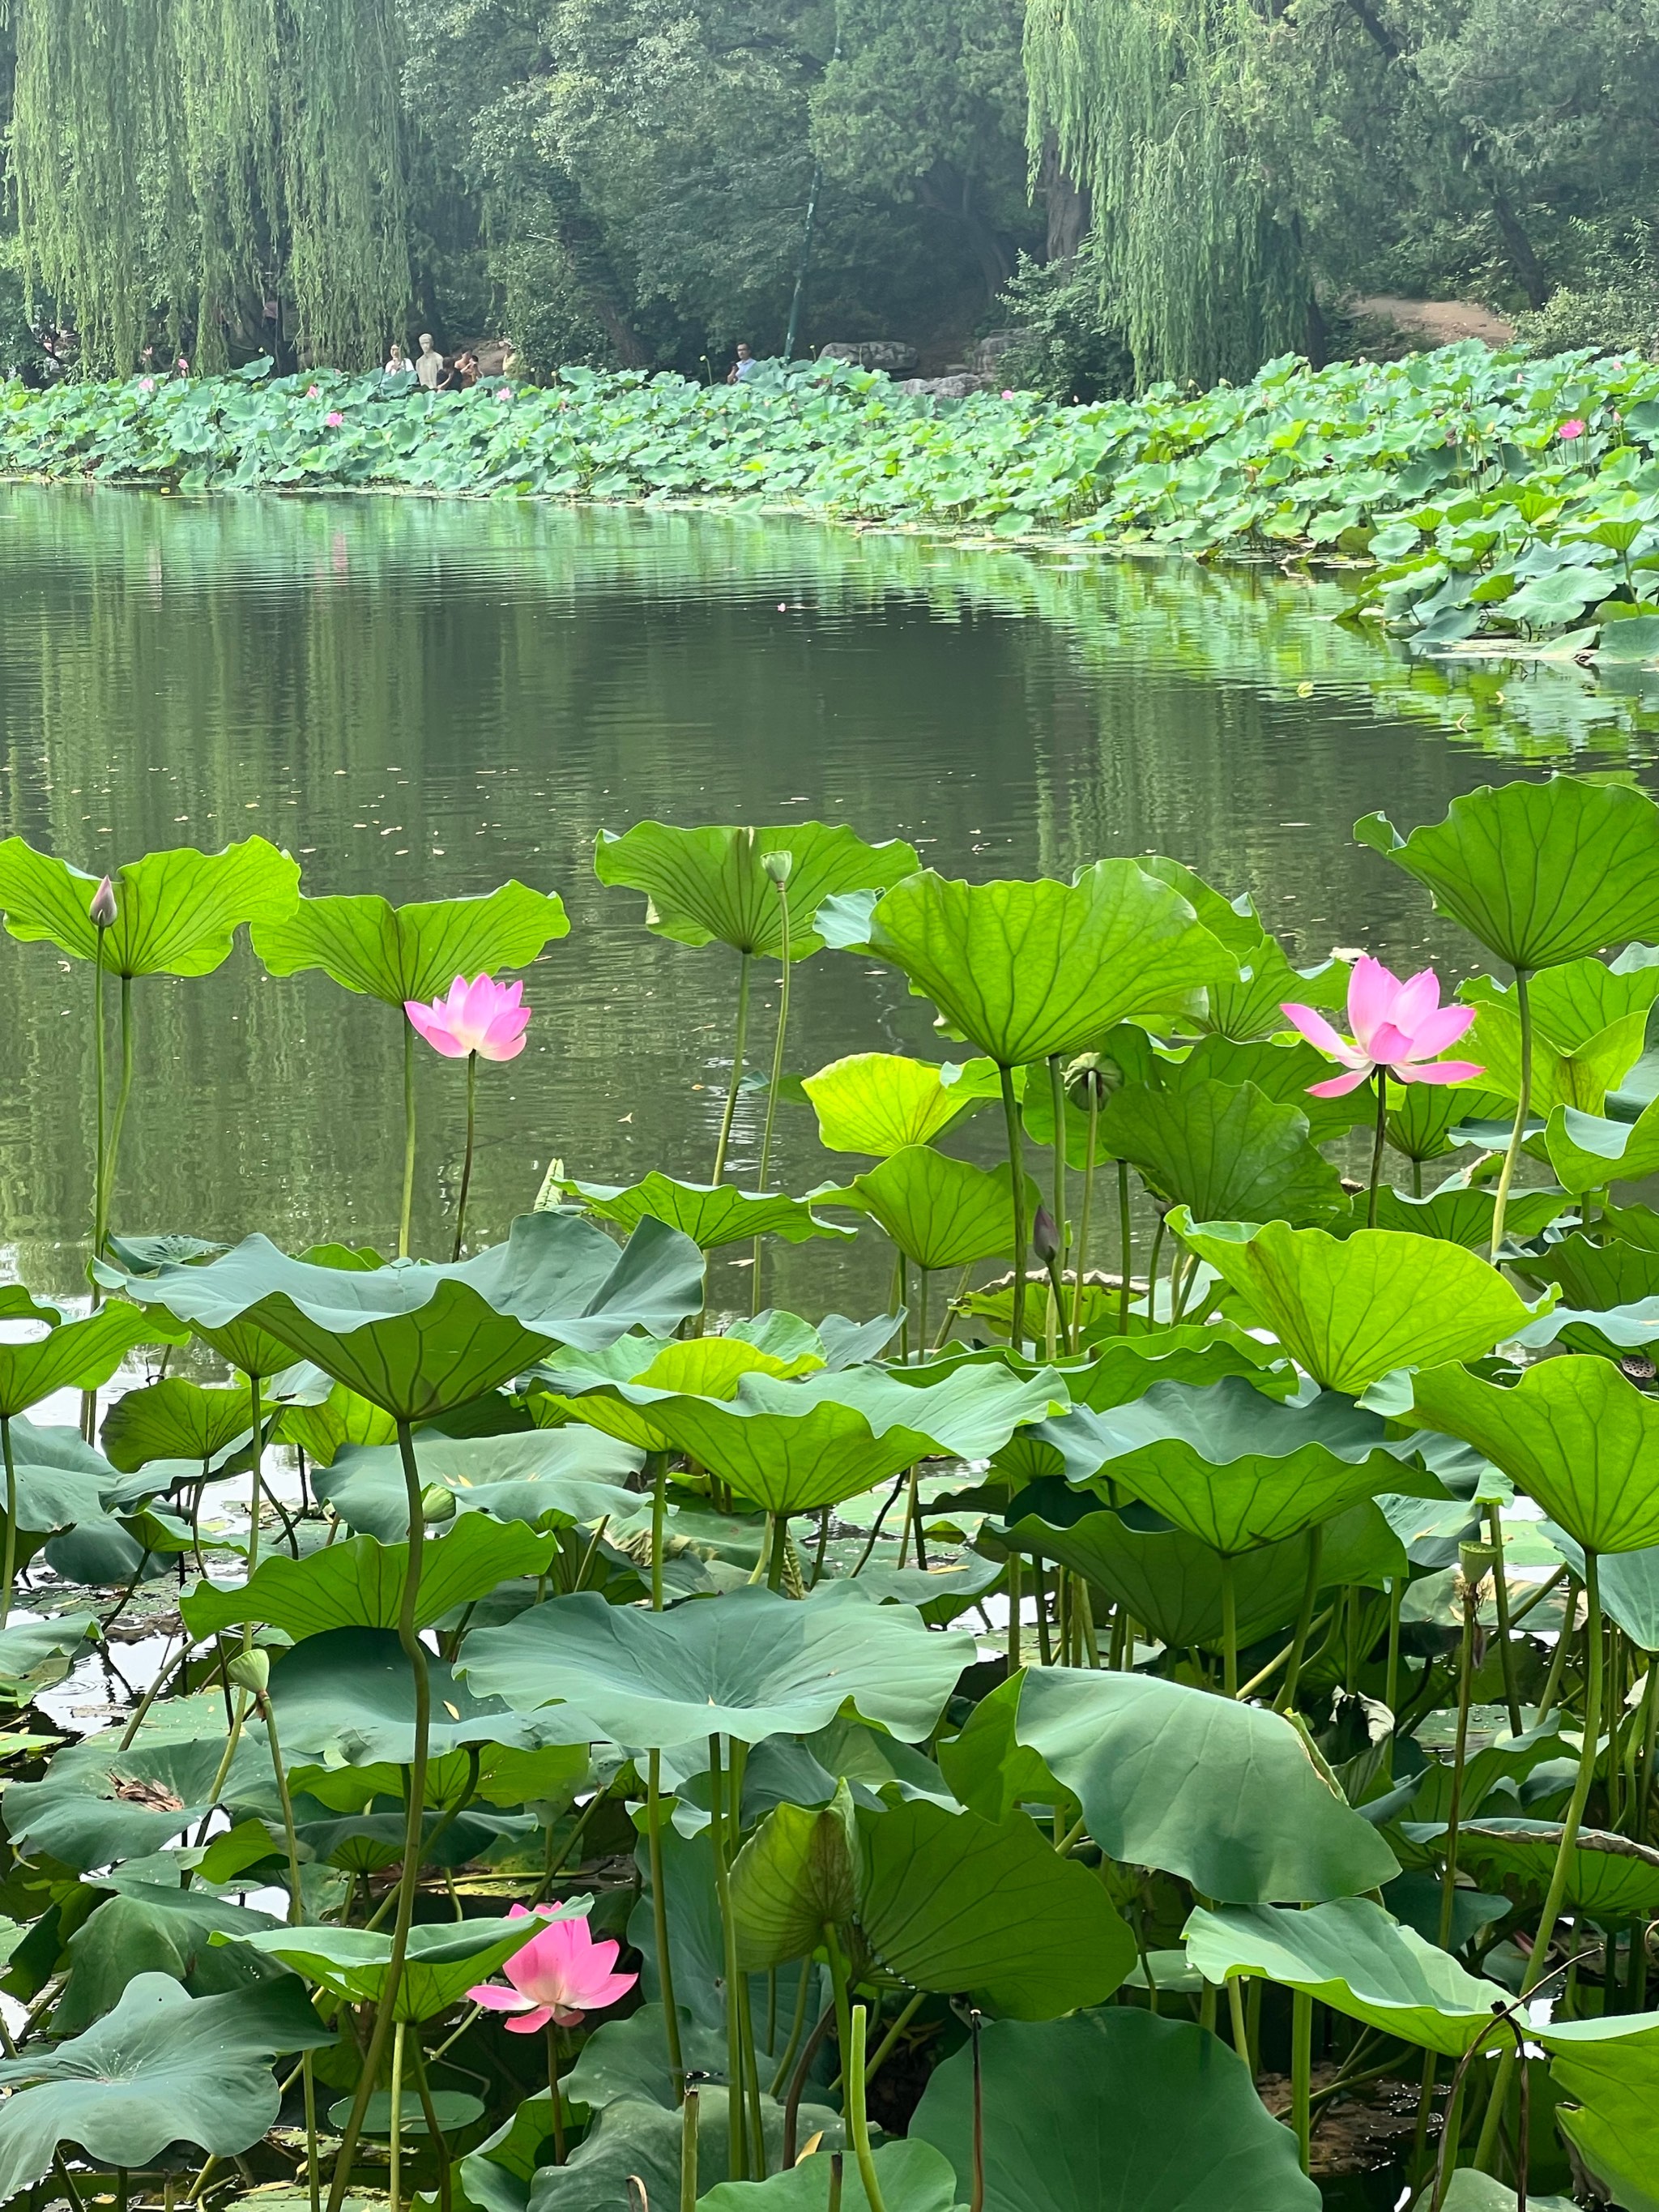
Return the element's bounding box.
[752,851,793,1311]
[1488,971,1533,1259]
[999,1071,1030,1351]
[404,975,532,1260]
[89,875,116,1258]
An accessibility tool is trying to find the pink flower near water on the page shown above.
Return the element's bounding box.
[1282,956,1484,1098]
[306,384,322,399]
[1001,389,1016,400]
[496,386,513,403]
[137,377,155,394]
[406,972,531,1061]
[466,1908,637,2033]
[325,410,343,428]
[1559,419,1586,441]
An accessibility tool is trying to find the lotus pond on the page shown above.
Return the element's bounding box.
[2,485,1659,2212]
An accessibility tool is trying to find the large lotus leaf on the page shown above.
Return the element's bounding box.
[731,1783,861,1969]
[550,1172,851,1252]
[1100,1078,1346,1228]
[3,1727,277,1869]
[1548,2018,1659,2212]
[1063,1322,1294,1409]
[235,1910,560,2021]
[1353,1182,1567,1251]
[1013,1668,1397,1902]
[536,1334,821,1452]
[1408,1357,1659,1553]
[1139,858,1349,1041]
[1540,1100,1659,1193]
[0,838,300,978]
[1542,1525,1659,1652]
[1150,1033,1373,1146]
[846,1149,1034,1271]
[100,1377,257,1472]
[1511,1231,1659,1311]
[1046,1377,1427,1552]
[802,1053,1000,1157]
[54,1884,285,2035]
[1183,1898,1510,2059]
[528,2090,826,2212]
[129,1213,704,1420]
[275,1379,397,1464]
[1386,1078,1515,1164]
[1442,1820,1659,1923]
[1355,779,1659,973]
[0,1303,156,1420]
[699,2141,964,2212]
[0,1612,98,1705]
[317,1430,641,1541]
[181,1517,562,1641]
[1465,997,1648,1118]
[1002,1492,1405,1649]
[531,1360,1063,1516]
[864,864,1234,1066]
[595,821,918,960]
[856,1800,1136,2018]
[1439,2180,1575,2212]
[0,1420,126,1539]
[1172,1217,1547,1392]
[0,1971,329,2199]
[1469,946,1659,1050]
[253,880,566,1005]
[457,1585,974,1749]
[911,2009,1319,2212]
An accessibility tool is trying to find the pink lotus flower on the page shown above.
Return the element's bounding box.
[466,1907,636,2033]
[1001,389,1015,400]
[1282,956,1484,1098]
[1559,419,1586,440]
[325,410,343,428]
[137,378,155,394]
[496,386,513,403]
[306,384,322,399]
[406,972,531,1061]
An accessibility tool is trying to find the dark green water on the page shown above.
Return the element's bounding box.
[2,482,1656,1309]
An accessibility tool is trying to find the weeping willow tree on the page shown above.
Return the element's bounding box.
[1026,0,1314,390]
[6,0,407,372]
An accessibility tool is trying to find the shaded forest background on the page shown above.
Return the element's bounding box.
[1,0,1658,395]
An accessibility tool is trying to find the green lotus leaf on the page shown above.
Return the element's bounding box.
[1139,859,1350,1041]
[0,838,300,977]
[0,1420,129,1545]
[1542,1525,1659,1652]
[1516,1292,1659,1360]
[1356,778,1659,973]
[273,1380,398,1464]
[1547,2015,1659,2212]
[1386,1078,1514,1164]
[548,1172,852,1251]
[1171,1216,1548,1392]
[1101,1078,1346,1228]
[1538,1099,1659,1194]
[536,1334,822,1453]
[1407,1356,1659,1553]
[855,1799,1136,2018]
[1013,1668,1398,1902]
[700,2141,964,2212]
[730,1782,862,1969]
[1064,1322,1295,1408]
[0,1972,330,2200]
[1435,1820,1659,1923]
[845,1148,1034,1271]
[316,1429,641,1540]
[0,1612,99,1710]
[53,1884,285,2035]
[105,1235,227,1273]
[1042,1377,1430,1551]
[1439,2178,1575,2212]
[527,2091,823,2212]
[100,1377,258,1472]
[1512,1230,1659,1309]
[1465,994,1646,1115]
[1153,1033,1374,1145]
[457,1585,974,1749]
[4,1727,277,1870]
[253,880,566,1005]
[864,864,1234,1067]
[1471,946,1659,1050]
[181,1516,563,1641]
[1183,1897,1509,2058]
[911,2009,1319,2212]
[1350,1183,1567,1249]
[128,1213,704,1420]
[595,822,917,961]
[233,1910,565,2021]
[803,1053,1001,1157]
[0,1302,157,1420]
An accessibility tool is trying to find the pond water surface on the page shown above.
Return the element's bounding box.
[2,482,1657,1310]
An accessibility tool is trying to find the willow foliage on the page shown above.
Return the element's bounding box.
[1024,0,1311,390]
[8,0,407,373]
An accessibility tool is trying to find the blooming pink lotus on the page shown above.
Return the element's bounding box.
[1282,956,1483,1097]
[406,973,531,1061]
[325,411,344,428]
[306,384,322,399]
[1559,419,1586,441]
[467,1907,636,2033]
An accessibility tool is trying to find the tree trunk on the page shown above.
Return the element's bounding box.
[1038,137,1090,264]
[918,164,1013,303]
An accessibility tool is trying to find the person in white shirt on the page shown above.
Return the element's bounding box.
[416,334,447,391]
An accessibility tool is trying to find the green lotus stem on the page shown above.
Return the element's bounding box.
[1533,1574,1579,1727]
[0,1414,17,1632]
[1047,1053,1070,1354]
[1226,1974,1250,2064]
[1116,1160,1132,1335]
[1145,1213,1165,1317]
[710,1735,748,2180]
[999,1066,1029,1350]
[1486,1503,1523,1736]
[680,2087,699,2212]
[1072,1081,1100,1340]
[1219,1553,1239,1698]
[846,2007,889,2212]
[1290,1990,1312,2173]
[1007,1552,1021,1672]
[104,973,135,1236]
[451,1052,478,1263]
[822,1920,855,2111]
[399,1019,418,1259]
[916,1269,929,1369]
[863,1988,924,2088]
[1488,968,1533,1261]
[898,1256,910,1363]
[302,2052,321,2212]
[752,875,792,1312]
[649,1453,668,1612]
[388,2016,407,2212]
[1437,1567,1482,1950]
[712,954,753,1185]
[545,2022,566,2163]
[91,923,109,1258]
[1366,1069,1388,1228]
[254,1689,305,1925]
[828,2154,843,2212]
[408,2037,452,2212]
[327,1417,433,2212]
[1275,1526,1324,1715]
[740,1967,767,2177]
[766,1513,791,1591]
[1637,1663,1659,1849]
[770,1963,815,2097]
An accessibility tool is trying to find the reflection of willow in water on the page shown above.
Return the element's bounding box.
[0,485,1654,1301]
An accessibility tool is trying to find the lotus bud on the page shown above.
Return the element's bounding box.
[89,875,117,929]
[1032,1206,1061,1265]
[421,1483,457,1525]
[1458,1540,1498,1595]
[227,1648,270,1697]
[1064,1050,1124,1108]
[762,849,793,886]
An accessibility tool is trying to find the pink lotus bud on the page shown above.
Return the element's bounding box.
[1032,1206,1061,1265]
[306,384,322,399]
[1558,419,1586,440]
[89,877,117,929]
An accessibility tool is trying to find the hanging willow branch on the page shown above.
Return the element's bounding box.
[9,0,408,373]
[1024,0,1312,391]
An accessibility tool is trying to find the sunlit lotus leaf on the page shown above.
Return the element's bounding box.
[1431,1819,1659,1923]
[458,1584,974,1749]
[1063,1322,1295,1408]
[846,1148,1035,1271]
[1171,1216,1548,1393]
[1183,1897,1510,2058]
[273,1379,398,1463]
[548,1172,853,1251]
[1538,1100,1659,1194]
[1349,1183,1567,1250]
[594,822,918,960]
[105,1235,226,1272]
[1150,1033,1374,1145]
[1439,2179,1575,2212]
[862,865,1235,1066]
[4,1726,277,1869]
[318,1428,641,1539]
[802,1053,1001,1157]
[730,1782,861,1969]
[1101,1078,1346,1228]
[235,1911,561,2021]
[1140,857,1350,1040]
[699,2141,962,2212]
[1471,944,1659,1047]
[1407,1356,1659,1553]
[181,1516,563,1640]
[1547,2013,1659,2212]
[535,1334,825,1451]
[100,1377,257,1472]
[527,2092,826,2212]
[1356,778,1659,972]
[128,1213,704,1421]
[0,1420,132,1546]
[1511,1229,1659,1309]
[0,838,299,977]
[1542,1524,1659,1652]
[911,2009,1319,2212]
[1464,995,1645,1116]
[1013,1668,1397,1902]
[253,880,566,1004]
[1385,1078,1514,1164]
[0,1612,98,1707]
[0,1300,157,1420]
[0,1973,330,2200]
